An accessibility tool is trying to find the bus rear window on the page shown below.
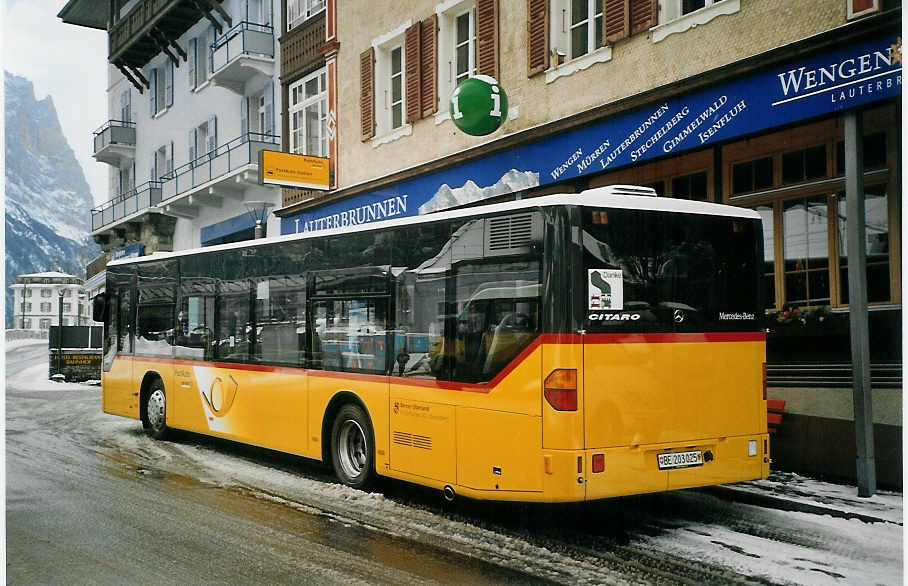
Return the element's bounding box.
[583,208,763,333]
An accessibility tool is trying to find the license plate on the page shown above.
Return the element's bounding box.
[657,450,704,470]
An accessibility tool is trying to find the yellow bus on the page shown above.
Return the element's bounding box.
[94,185,769,502]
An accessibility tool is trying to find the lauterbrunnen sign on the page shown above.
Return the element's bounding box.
[282,35,901,235]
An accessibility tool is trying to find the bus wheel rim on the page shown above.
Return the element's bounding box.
[148,389,165,431]
[338,419,366,479]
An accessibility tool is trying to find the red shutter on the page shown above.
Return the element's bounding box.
[630,0,653,35]
[476,0,499,80]
[405,22,422,124]
[420,14,438,117]
[526,0,548,77]
[604,0,629,43]
[360,47,375,141]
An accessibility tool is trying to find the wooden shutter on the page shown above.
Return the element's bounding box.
[148,68,156,116]
[240,97,249,136]
[188,128,197,166]
[604,0,630,43]
[420,15,437,117]
[405,22,422,124]
[165,58,174,107]
[476,0,498,80]
[630,0,654,35]
[360,47,375,141]
[188,38,197,88]
[526,0,548,77]
[264,81,274,136]
[207,115,217,154]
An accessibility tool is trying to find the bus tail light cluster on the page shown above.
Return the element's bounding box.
[544,369,577,411]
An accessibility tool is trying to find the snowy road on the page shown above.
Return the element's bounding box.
[6,342,903,584]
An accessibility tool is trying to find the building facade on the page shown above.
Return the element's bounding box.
[59,0,286,255]
[275,0,902,486]
[60,0,902,485]
[9,272,92,330]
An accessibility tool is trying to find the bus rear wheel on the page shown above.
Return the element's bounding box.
[145,380,169,440]
[330,404,374,490]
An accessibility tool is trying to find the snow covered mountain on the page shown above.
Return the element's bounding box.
[5,71,100,326]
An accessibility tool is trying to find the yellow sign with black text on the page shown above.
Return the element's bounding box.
[259,150,330,190]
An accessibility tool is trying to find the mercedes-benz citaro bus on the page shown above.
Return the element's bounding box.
[94,185,769,503]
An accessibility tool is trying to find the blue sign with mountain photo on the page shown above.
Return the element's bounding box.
[282,35,901,235]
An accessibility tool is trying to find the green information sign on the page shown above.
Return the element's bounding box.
[449,75,508,136]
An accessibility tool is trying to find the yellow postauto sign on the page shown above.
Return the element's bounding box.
[259,150,330,190]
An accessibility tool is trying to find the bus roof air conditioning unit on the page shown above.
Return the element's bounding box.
[599,185,658,197]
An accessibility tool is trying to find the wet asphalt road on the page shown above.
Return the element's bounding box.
[6,343,546,585]
[6,342,902,585]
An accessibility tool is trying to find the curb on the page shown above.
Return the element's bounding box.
[698,485,901,526]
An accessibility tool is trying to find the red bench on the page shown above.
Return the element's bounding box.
[767,399,786,434]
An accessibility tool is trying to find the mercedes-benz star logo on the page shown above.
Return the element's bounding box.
[673,309,685,323]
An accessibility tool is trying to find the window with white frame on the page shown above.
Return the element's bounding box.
[373,32,406,136]
[153,143,173,180]
[39,318,51,329]
[289,68,328,157]
[22,303,32,313]
[118,165,134,195]
[437,1,476,106]
[24,289,32,298]
[40,302,52,313]
[120,89,131,122]
[657,0,734,25]
[23,319,32,329]
[63,303,72,312]
[287,0,325,31]
[62,289,72,298]
[188,27,213,90]
[548,0,605,64]
[41,289,52,298]
[189,116,217,166]
[148,59,173,116]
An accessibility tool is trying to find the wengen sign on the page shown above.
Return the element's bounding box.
[282,34,901,236]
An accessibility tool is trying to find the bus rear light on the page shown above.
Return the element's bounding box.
[544,369,577,411]
[592,454,605,473]
[762,362,767,401]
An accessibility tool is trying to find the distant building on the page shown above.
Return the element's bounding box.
[9,272,92,330]
[58,0,285,255]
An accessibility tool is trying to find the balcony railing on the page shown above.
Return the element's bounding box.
[92,120,136,165]
[109,0,178,66]
[209,21,275,91]
[161,132,279,202]
[91,181,162,232]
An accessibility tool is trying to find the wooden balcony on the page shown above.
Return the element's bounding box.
[110,0,229,70]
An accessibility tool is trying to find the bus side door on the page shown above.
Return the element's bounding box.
[104,286,136,418]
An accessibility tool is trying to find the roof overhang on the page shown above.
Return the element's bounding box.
[57,0,107,30]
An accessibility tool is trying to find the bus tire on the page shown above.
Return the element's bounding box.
[145,379,169,440]
[330,404,374,490]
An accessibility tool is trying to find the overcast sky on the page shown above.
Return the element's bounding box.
[4,0,108,206]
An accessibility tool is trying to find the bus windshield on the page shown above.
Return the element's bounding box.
[583,208,763,333]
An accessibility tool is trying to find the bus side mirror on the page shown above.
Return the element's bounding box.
[92,294,108,322]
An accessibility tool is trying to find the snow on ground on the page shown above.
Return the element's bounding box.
[639,506,902,585]
[6,342,99,392]
[734,471,903,524]
[8,343,904,585]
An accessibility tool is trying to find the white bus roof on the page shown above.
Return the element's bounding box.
[110,185,761,266]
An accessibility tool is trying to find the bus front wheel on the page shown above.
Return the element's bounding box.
[330,404,374,490]
[145,380,169,440]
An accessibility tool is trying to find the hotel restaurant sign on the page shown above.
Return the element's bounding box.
[282,35,901,235]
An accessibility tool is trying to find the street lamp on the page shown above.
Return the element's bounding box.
[56,287,65,376]
[244,200,275,240]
